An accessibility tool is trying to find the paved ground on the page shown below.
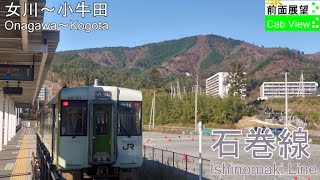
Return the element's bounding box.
[0,127,36,180]
[143,131,320,180]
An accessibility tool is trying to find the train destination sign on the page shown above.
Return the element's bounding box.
[0,65,34,81]
[15,103,31,108]
[3,87,23,95]
[95,90,111,98]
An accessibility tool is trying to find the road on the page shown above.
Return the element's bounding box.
[143,131,320,180]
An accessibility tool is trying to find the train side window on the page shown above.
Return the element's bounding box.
[61,101,87,136]
[117,102,142,136]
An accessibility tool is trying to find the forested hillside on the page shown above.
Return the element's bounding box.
[47,34,320,98]
[44,34,320,127]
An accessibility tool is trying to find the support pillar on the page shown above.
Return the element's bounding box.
[17,108,21,125]
[9,100,14,141]
[12,105,15,137]
[11,102,15,138]
[4,96,9,145]
[15,107,18,135]
[8,100,12,142]
[17,108,19,126]
[0,92,3,151]
[13,107,16,136]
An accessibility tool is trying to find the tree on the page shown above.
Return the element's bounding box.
[147,68,162,88]
[85,75,90,86]
[313,73,319,82]
[226,62,246,98]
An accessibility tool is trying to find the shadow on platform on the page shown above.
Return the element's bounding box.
[0,148,35,152]
[0,172,31,178]
[0,157,30,161]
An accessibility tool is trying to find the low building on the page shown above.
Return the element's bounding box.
[260,82,318,99]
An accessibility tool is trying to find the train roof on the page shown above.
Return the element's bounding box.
[46,86,142,105]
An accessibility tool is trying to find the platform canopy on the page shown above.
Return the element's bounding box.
[0,0,60,104]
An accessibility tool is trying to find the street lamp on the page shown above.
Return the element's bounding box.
[282,71,289,129]
[195,76,198,132]
[194,76,203,180]
[190,75,204,179]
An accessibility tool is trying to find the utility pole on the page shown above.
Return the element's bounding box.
[299,71,305,98]
[301,72,305,98]
[195,76,198,132]
[149,91,156,130]
[148,96,153,130]
[153,91,155,129]
[283,72,289,129]
[198,121,203,180]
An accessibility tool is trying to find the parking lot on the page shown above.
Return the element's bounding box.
[143,131,320,180]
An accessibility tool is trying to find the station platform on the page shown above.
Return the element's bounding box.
[0,127,36,180]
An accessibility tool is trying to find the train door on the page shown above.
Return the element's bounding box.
[91,103,114,163]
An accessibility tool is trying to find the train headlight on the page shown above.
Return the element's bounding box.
[62,101,69,107]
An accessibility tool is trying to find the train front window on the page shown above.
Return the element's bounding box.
[61,101,87,136]
[96,111,109,135]
[118,102,142,136]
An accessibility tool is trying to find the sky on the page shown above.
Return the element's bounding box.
[44,0,320,54]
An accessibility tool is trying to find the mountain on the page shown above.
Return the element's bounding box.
[47,34,320,98]
[306,51,320,61]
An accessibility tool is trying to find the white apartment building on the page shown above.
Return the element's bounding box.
[206,72,229,98]
[206,72,246,98]
[260,82,318,98]
[38,85,47,101]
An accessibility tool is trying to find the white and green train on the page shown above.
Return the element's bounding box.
[37,85,143,179]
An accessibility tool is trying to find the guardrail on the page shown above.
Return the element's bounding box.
[32,134,65,180]
[142,145,213,179]
[142,146,306,180]
[143,125,196,134]
[143,125,250,137]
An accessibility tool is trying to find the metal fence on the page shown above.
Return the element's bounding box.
[143,125,196,135]
[143,145,214,179]
[142,146,309,180]
[32,134,65,180]
[15,124,21,133]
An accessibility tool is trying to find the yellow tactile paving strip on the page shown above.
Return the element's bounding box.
[10,129,29,180]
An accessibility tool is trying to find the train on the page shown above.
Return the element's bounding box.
[36,84,143,179]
